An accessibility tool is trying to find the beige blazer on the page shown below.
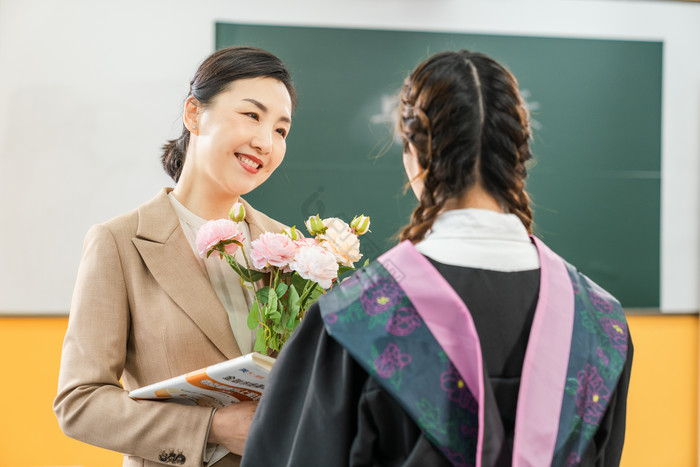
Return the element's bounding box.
[54,188,285,467]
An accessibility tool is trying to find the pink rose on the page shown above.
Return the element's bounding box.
[250,232,299,271]
[195,219,245,259]
[294,237,318,248]
[289,245,339,289]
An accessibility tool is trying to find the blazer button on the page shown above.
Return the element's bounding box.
[159,451,169,462]
[174,453,186,464]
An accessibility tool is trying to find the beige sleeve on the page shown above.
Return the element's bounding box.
[53,224,213,466]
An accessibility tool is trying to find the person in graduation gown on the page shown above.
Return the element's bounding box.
[241,50,633,467]
[54,47,296,467]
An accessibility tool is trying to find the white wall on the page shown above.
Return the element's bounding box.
[1,0,698,313]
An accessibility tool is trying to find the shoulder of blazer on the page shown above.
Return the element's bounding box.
[133,188,180,244]
[102,189,285,244]
[88,188,177,250]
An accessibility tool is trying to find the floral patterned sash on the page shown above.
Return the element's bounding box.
[318,239,629,467]
[552,250,630,466]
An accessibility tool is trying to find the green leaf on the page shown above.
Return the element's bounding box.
[286,285,301,330]
[278,297,285,313]
[363,258,370,268]
[337,265,355,276]
[222,254,243,272]
[287,317,301,332]
[260,302,272,321]
[247,301,260,330]
[290,272,307,295]
[275,283,289,299]
[247,270,264,283]
[221,253,264,283]
[236,265,263,283]
[256,286,271,305]
[267,287,278,317]
[288,284,301,310]
[254,328,267,353]
[269,310,282,323]
[307,283,325,304]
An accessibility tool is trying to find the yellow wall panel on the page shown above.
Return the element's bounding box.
[622,314,698,466]
[0,314,696,466]
[0,318,122,467]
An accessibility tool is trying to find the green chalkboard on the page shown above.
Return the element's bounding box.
[216,23,662,308]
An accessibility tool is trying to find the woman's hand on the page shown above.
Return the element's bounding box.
[207,401,259,455]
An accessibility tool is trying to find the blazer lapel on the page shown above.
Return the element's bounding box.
[132,189,241,359]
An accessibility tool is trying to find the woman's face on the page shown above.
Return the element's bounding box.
[188,77,292,199]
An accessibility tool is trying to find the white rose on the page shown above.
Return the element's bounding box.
[289,245,339,289]
[319,217,362,267]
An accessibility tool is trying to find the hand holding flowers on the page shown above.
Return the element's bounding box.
[196,203,370,355]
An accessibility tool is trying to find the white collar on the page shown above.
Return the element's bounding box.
[415,209,540,272]
[168,192,251,255]
[168,192,207,230]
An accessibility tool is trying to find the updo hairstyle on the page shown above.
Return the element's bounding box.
[161,46,297,182]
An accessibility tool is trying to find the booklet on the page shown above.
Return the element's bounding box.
[128,352,276,465]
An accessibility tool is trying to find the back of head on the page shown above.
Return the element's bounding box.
[398,50,533,243]
[162,46,297,182]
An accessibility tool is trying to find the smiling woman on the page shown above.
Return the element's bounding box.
[174,77,292,220]
[53,46,296,467]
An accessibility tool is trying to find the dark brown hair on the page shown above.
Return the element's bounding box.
[398,50,533,243]
[161,46,297,182]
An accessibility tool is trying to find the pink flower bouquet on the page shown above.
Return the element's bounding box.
[196,203,370,355]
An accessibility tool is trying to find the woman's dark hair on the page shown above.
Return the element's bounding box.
[398,50,534,243]
[161,46,297,182]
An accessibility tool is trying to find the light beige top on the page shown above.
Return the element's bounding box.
[169,193,256,354]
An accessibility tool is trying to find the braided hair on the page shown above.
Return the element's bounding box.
[398,50,533,243]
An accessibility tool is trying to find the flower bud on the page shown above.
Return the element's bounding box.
[229,202,246,222]
[351,215,371,235]
[283,226,302,241]
[305,214,327,236]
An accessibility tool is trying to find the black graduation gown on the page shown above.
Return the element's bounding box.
[241,260,633,467]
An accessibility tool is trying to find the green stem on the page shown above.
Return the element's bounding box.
[225,245,265,325]
[272,268,280,293]
[297,280,315,310]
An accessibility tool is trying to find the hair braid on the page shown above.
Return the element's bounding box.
[473,54,534,232]
[397,51,486,243]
